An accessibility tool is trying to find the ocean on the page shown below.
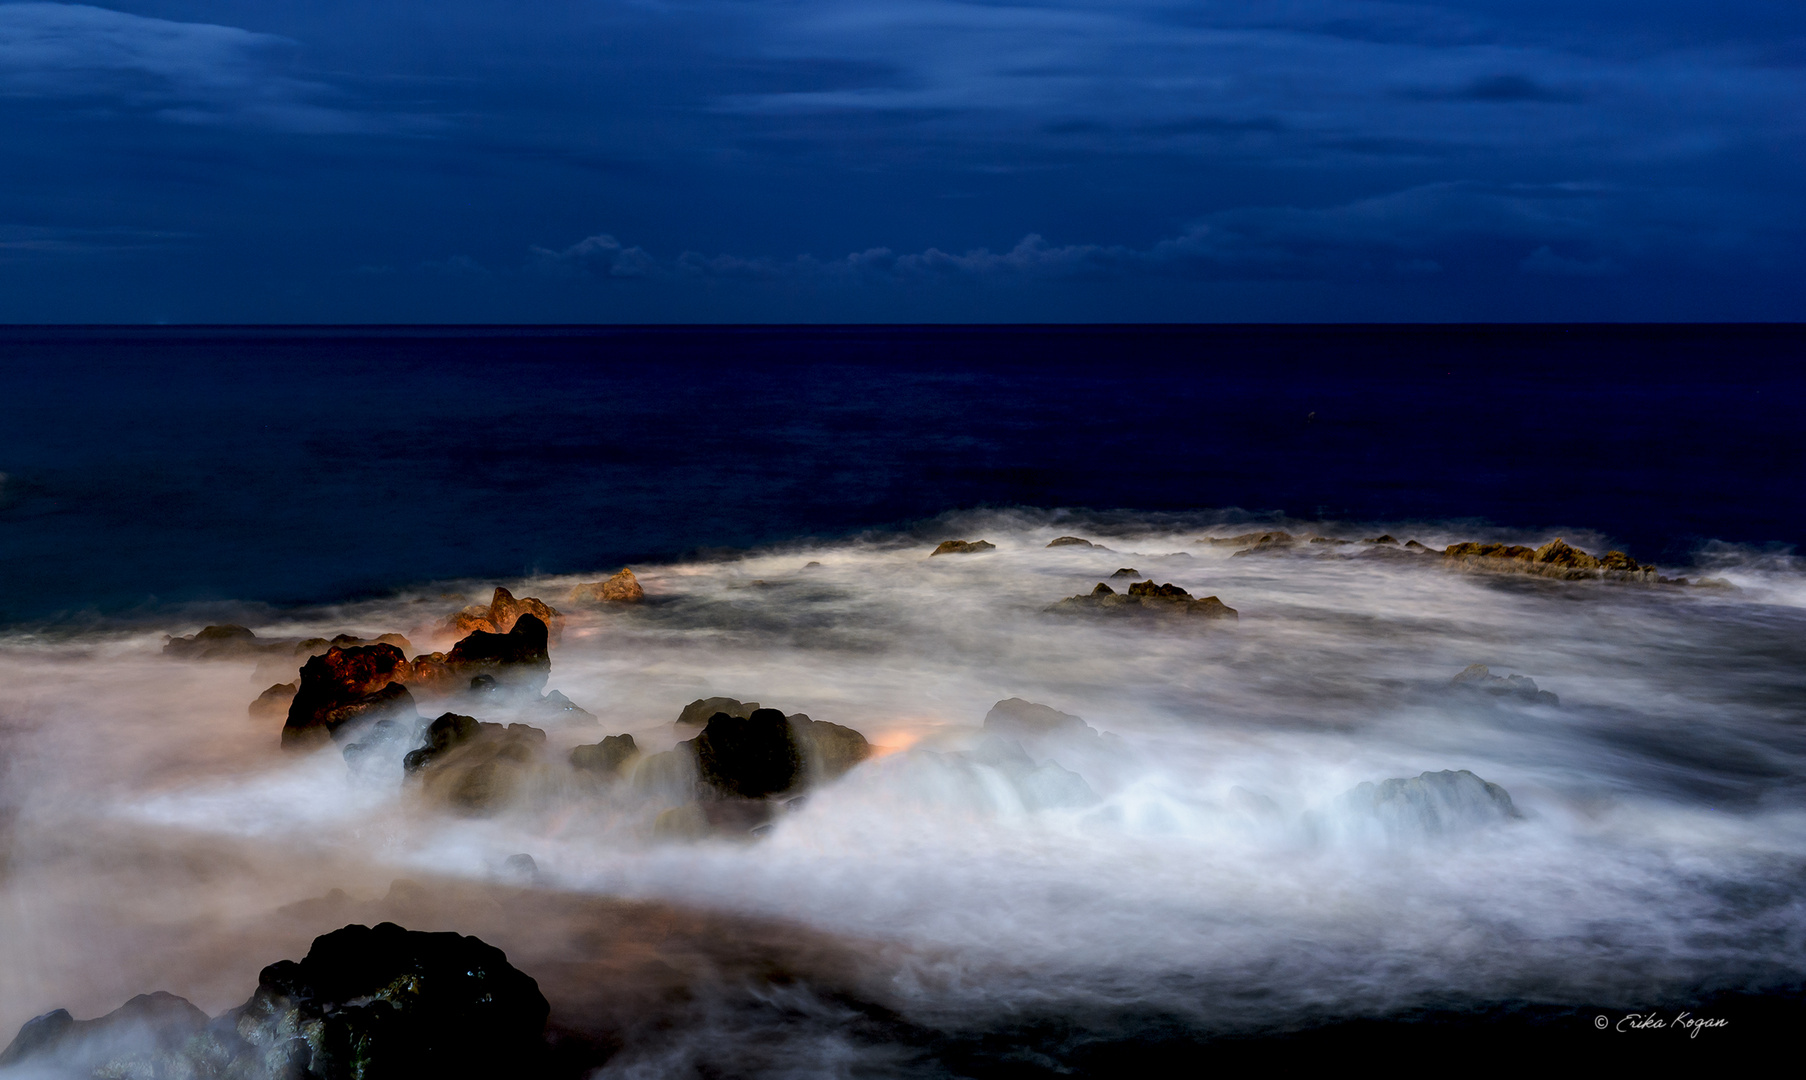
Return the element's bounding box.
[0,326,1802,1073]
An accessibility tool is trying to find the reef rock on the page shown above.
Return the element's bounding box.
[676,696,760,727]
[1335,769,1521,839]
[931,539,995,556]
[570,567,644,603]
[1048,581,1238,620]
[445,614,552,689]
[570,733,640,776]
[1451,664,1559,705]
[282,644,419,748]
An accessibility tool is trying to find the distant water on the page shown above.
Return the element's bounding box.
[1,325,1801,623]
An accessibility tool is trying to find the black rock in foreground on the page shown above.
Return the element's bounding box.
[2,923,552,1080]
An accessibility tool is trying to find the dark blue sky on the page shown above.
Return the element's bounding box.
[0,1,1801,321]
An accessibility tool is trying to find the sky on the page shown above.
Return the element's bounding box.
[0,1,1801,322]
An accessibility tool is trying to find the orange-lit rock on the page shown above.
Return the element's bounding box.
[570,567,643,603]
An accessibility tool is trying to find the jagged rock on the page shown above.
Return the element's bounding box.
[570,733,640,776]
[1404,540,1429,551]
[693,709,803,799]
[676,696,759,727]
[985,698,1095,741]
[0,992,207,1073]
[408,716,550,813]
[282,645,419,748]
[788,714,874,781]
[570,568,644,603]
[1444,541,1537,562]
[1046,536,1095,548]
[1451,664,1559,705]
[450,587,562,639]
[1336,769,1521,838]
[1533,537,1601,570]
[249,681,298,720]
[445,614,551,689]
[1108,567,1141,579]
[1445,537,1656,583]
[1049,581,1238,620]
[931,539,995,555]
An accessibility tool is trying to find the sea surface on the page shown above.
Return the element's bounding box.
[0,326,1803,1072]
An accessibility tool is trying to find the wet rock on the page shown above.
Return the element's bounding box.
[1309,536,1353,545]
[985,698,1095,742]
[1109,567,1141,579]
[450,586,562,639]
[570,567,644,603]
[1444,537,1657,583]
[1451,664,1559,705]
[0,992,207,1073]
[1046,536,1095,548]
[693,708,803,799]
[249,681,298,720]
[676,696,760,727]
[1533,537,1602,571]
[1404,540,1430,551]
[162,624,261,659]
[410,719,551,814]
[1048,581,1238,620]
[1444,541,1537,562]
[282,645,420,748]
[446,614,551,690]
[788,714,874,781]
[404,712,482,771]
[500,853,539,883]
[1207,530,1295,548]
[527,689,596,724]
[1363,534,1400,545]
[1336,769,1521,838]
[931,539,995,555]
[570,733,640,776]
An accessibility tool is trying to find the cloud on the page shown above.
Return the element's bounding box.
[0,2,404,132]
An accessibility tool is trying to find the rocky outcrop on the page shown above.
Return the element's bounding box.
[248,681,297,720]
[1363,534,1399,545]
[570,733,640,776]
[1443,537,1660,583]
[1207,530,1295,547]
[788,714,874,782]
[570,568,644,603]
[931,539,995,555]
[1108,567,1141,579]
[1048,581,1238,620]
[693,709,803,799]
[676,696,759,727]
[1451,664,1559,705]
[1,924,549,1080]
[406,713,551,813]
[1046,536,1095,548]
[451,587,562,638]
[1336,769,1521,838]
[282,644,420,748]
[984,698,1095,742]
[169,626,411,661]
[445,614,551,689]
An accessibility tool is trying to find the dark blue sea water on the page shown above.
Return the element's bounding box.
[1,325,1801,623]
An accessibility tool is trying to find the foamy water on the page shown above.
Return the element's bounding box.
[2,510,1802,1068]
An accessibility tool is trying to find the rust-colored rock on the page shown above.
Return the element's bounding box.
[1533,538,1602,570]
[450,587,561,640]
[932,539,996,555]
[570,568,643,603]
[282,644,419,748]
[1444,538,1658,583]
[1445,542,1537,561]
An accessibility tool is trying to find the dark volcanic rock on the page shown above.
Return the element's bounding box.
[249,681,298,720]
[787,714,874,781]
[0,992,207,1073]
[1337,769,1521,838]
[570,733,640,776]
[283,644,420,748]
[1451,663,1560,705]
[570,568,644,603]
[676,696,759,727]
[931,539,995,555]
[163,624,260,659]
[446,614,552,689]
[693,709,803,798]
[1049,581,1238,620]
[411,719,550,813]
[1046,536,1095,548]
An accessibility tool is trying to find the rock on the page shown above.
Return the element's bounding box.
[693,708,803,799]
[409,718,551,813]
[1046,536,1095,548]
[570,733,640,776]
[931,539,995,555]
[570,567,644,603]
[451,587,562,639]
[249,681,298,720]
[1309,536,1352,545]
[445,614,552,689]
[1445,538,1656,583]
[1363,534,1399,545]
[0,992,207,1073]
[500,853,539,883]
[528,689,596,724]
[1207,530,1295,548]
[1108,567,1141,579]
[1337,769,1521,838]
[162,624,261,659]
[676,696,760,727]
[985,698,1094,741]
[1049,581,1238,620]
[282,645,420,748]
[1444,541,1537,562]
[787,714,874,781]
[1533,537,1602,570]
[1450,664,1559,705]
[1404,540,1430,551]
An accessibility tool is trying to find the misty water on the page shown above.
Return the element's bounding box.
[3,509,1802,1072]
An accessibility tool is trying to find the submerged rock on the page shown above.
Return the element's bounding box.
[676,696,759,727]
[282,645,420,748]
[445,614,552,689]
[162,624,261,659]
[1108,567,1141,579]
[248,681,298,720]
[694,709,803,799]
[984,698,1095,742]
[931,539,995,555]
[570,568,644,603]
[1335,769,1521,839]
[0,992,207,1074]
[570,733,640,776]
[1207,530,1295,549]
[1046,536,1095,548]
[1048,581,1238,620]
[406,714,550,813]
[788,714,875,782]
[1451,664,1560,705]
[1443,537,1659,583]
